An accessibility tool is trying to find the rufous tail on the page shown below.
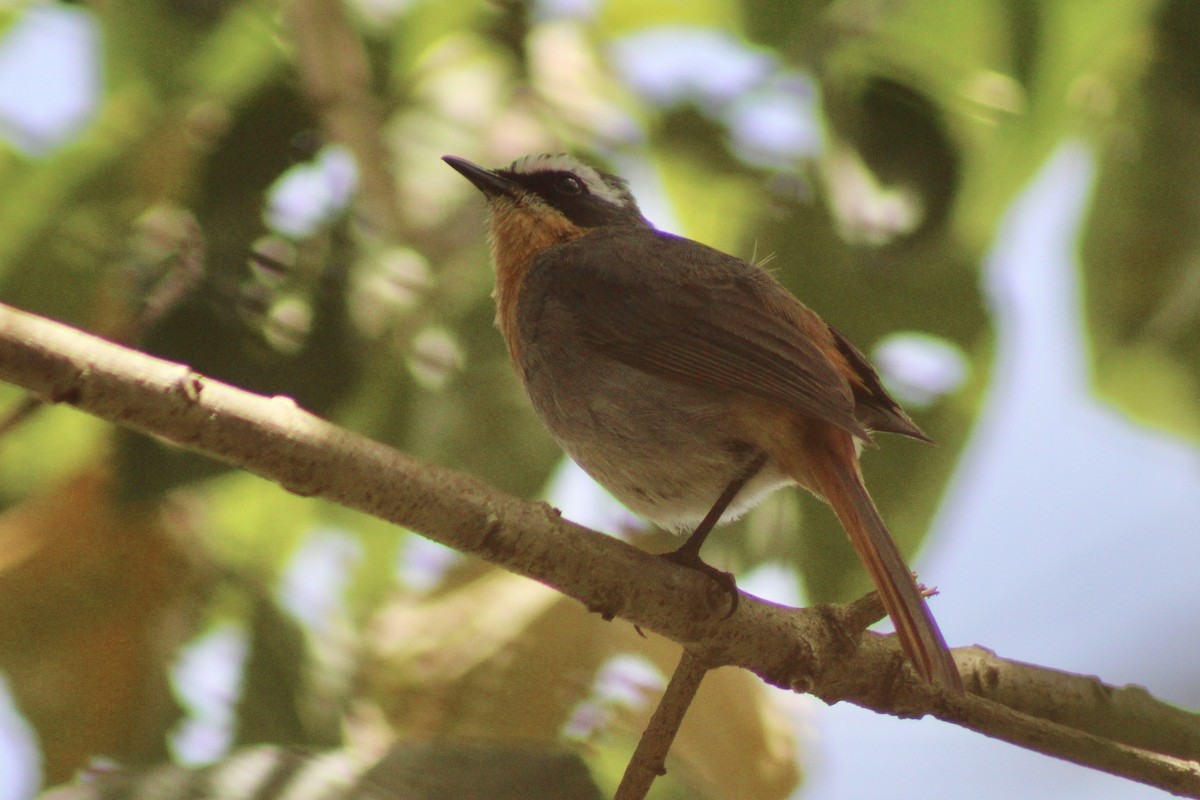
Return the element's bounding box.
[807,437,963,691]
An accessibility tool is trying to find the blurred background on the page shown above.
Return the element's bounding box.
[0,0,1198,798]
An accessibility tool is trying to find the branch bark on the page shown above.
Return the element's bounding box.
[1,302,1198,796]
[616,649,710,800]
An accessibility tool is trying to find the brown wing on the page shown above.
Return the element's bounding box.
[519,227,871,439]
[828,326,932,443]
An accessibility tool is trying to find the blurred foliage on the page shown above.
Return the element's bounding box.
[362,563,798,799]
[40,741,605,800]
[1,0,1197,797]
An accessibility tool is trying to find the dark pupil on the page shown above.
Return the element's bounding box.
[556,175,583,195]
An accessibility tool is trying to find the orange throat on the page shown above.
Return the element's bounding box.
[487,199,588,365]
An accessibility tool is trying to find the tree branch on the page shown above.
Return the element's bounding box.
[616,649,710,800]
[1,302,1198,796]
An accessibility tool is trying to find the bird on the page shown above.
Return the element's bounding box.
[443,152,962,690]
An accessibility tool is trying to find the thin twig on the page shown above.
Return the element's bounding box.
[0,395,42,439]
[941,688,1200,795]
[122,210,207,344]
[615,649,709,800]
[956,646,1200,761]
[839,589,887,632]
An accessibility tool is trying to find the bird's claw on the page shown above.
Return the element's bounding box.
[660,548,739,618]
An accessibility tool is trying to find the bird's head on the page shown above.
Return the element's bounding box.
[443,153,649,236]
[443,153,651,363]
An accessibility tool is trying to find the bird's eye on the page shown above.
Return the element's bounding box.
[556,175,584,195]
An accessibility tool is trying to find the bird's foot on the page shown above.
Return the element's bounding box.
[660,547,739,618]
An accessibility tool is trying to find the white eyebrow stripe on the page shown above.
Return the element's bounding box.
[507,153,628,208]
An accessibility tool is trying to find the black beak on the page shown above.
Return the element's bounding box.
[442,155,517,199]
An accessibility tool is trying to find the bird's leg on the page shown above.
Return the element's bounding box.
[661,452,768,616]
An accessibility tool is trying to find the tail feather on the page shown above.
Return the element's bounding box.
[807,439,962,691]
